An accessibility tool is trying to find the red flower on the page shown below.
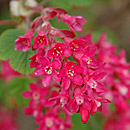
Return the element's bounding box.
[34,57,61,87]
[83,71,107,93]
[29,48,45,68]
[80,47,98,69]
[64,38,86,53]
[68,87,91,124]
[37,108,71,130]
[32,31,48,50]
[62,14,86,32]
[47,43,71,59]
[49,88,70,108]
[58,61,83,90]
[14,30,34,52]
[22,83,49,107]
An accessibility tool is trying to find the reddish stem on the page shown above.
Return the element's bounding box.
[0,20,18,26]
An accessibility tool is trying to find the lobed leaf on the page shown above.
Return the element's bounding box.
[0,29,35,75]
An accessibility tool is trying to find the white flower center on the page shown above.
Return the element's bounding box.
[32,92,40,100]
[45,117,53,127]
[119,86,128,96]
[67,69,74,77]
[45,66,52,74]
[75,95,84,105]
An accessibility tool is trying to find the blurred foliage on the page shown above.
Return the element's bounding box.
[6,77,33,108]
[0,79,6,102]
[0,9,15,34]
[49,0,92,10]
[92,28,120,45]
[71,112,106,130]
[0,76,33,108]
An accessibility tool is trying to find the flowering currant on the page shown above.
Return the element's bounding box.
[58,61,84,90]
[14,30,34,52]
[34,57,61,87]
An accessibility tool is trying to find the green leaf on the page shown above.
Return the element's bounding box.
[49,0,92,10]
[70,0,92,7]
[9,49,35,75]
[67,56,77,62]
[6,77,33,108]
[71,113,92,130]
[0,29,35,75]
[71,112,104,130]
[0,79,6,101]
[92,28,119,45]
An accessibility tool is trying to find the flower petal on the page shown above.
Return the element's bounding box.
[22,91,31,98]
[63,48,72,57]
[53,70,61,82]
[62,76,71,90]
[51,59,61,69]
[73,66,84,73]
[68,98,79,113]
[80,105,89,124]
[42,74,51,87]
[72,73,83,85]
[58,69,66,78]
[40,57,50,67]
[30,83,38,91]
[34,67,45,76]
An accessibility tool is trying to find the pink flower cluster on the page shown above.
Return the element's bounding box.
[104,105,130,130]
[14,6,130,129]
[15,8,111,129]
[96,33,130,113]
[90,33,130,129]
[22,83,72,130]
[0,108,18,130]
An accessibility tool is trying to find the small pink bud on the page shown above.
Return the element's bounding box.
[80,106,89,124]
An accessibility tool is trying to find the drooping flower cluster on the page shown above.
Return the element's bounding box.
[22,83,72,130]
[87,33,130,129]
[104,105,130,130]
[14,7,111,129]
[96,33,130,114]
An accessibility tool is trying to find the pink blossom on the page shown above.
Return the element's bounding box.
[83,71,107,93]
[44,8,67,21]
[34,57,61,87]
[58,61,83,90]
[47,43,71,59]
[32,31,48,50]
[49,89,70,108]
[24,103,43,118]
[80,47,98,69]
[50,28,76,39]
[0,109,19,130]
[29,48,45,68]
[22,83,49,107]
[65,38,86,52]
[62,14,86,32]
[14,30,34,52]
[68,87,91,123]
[32,16,43,30]
[37,108,71,130]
